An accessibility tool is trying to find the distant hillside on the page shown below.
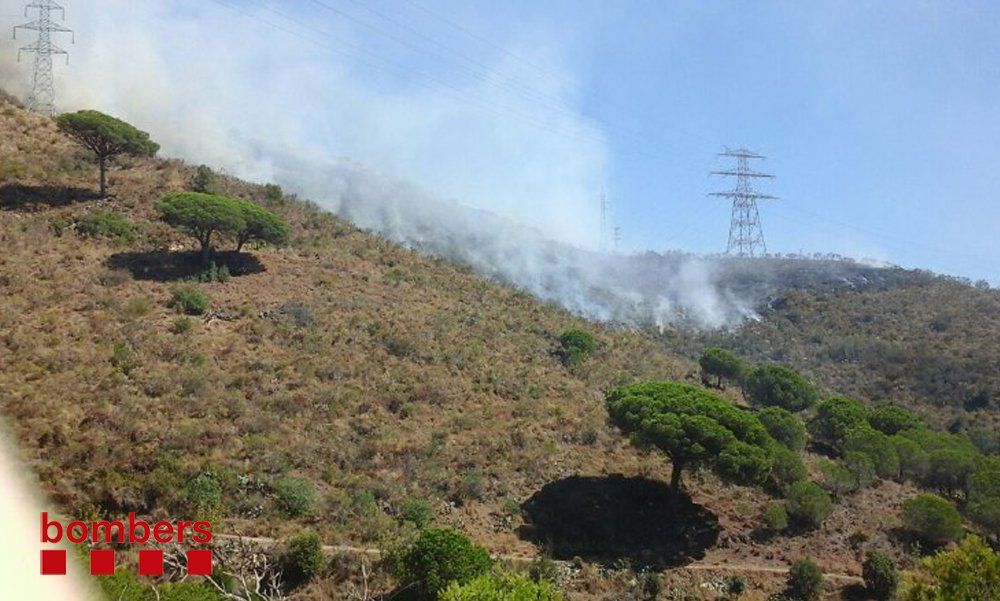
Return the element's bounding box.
[665,277,1000,433]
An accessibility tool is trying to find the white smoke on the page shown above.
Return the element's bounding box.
[1,0,775,328]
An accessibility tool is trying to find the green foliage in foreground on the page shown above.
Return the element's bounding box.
[97,570,222,601]
[902,493,964,545]
[901,536,1000,601]
[605,381,775,492]
[439,571,563,601]
[745,364,817,412]
[395,528,493,600]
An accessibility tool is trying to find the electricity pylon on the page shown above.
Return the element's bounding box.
[13,0,73,116]
[709,147,777,257]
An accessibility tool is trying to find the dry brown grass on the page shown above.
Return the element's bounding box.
[0,94,935,598]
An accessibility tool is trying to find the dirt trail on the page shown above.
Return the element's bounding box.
[214,533,864,584]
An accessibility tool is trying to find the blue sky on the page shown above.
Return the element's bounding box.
[4,1,998,282]
[388,0,1000,281]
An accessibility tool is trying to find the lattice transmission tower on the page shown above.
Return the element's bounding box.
[709,147,777,257]
[13,0,73,116]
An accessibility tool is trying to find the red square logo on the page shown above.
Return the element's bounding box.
[90,549,115,575]
[40,549,66,575]
[187,549,212,576]
[138,549,164,576]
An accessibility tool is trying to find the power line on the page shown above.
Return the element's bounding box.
[13,0,73,116]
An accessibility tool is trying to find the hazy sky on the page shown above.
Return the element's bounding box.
[2,1,997,282]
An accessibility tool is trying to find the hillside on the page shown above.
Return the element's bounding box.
[667,279,1000,435]
[2,93,999,600]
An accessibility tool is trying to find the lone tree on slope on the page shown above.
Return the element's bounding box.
[606,381,776,497]
[234,199,290,252]
[699,347,748,389]
[55,110,159,197]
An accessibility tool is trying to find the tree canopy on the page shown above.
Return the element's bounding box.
[809,396,869,447]
[902,494,964,546]
[56,110,159,196]
[605,381,775,493]
[745,364,817,412]
[157,192,289,263]
[901,536,1000,601]
[758,406,808,451]
[234,199,291,252]
[698,347,748,388]
[157,192,246,263]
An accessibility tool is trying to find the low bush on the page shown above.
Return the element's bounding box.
[394,527,492,600]
[902,493,964,545]
[762,502,789,533]
[787,558,824,601]
[784,481,833,530]
[170,285,211,315]
[557,329,596,365]
[400,497,434,528]
[440,571,563,601]
[76,211,140,243]
[282,531,325,588]
[862,550,898,600]
[274,478,315,517]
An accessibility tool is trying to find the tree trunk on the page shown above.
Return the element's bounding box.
[669,461,684,495]
[99,155,107,197]
[200,232,213,265]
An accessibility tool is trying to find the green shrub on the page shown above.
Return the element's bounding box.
[862,550,898,600]
[557,329,596,365]
[159,582,224,601]
[759,407,808,450]
[900,536,1000,601]
[456,469,486,503]
[111,342,138,374]
[745,365,817,412]
[171,316,194,334]
[283,531,325,588]
[762,502,789,533]
[902,493,964,545]
[440,571,563,600]
[274,478,314,517]
[76,211,140,243]
[787,558,824,601]
[784,481,833,530]
[195,262,230,283]
[844,451,877,489]
[400,497,434,528]
[185,472,222,516]
[170,285,211,315]
[395,527,492,600]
